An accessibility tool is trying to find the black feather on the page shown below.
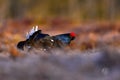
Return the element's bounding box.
[17,41,26,50]
[28,30,49,41]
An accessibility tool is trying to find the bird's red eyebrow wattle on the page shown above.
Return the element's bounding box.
[70,32,76,37]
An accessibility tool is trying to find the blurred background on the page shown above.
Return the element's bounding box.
[0,0,120,52]
[0,0,120,21]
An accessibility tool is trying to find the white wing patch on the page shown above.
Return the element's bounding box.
[26,26,38,39]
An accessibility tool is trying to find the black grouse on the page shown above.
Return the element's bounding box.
[17,26,76,51]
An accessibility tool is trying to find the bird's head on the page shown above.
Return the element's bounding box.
[70,32,76,40]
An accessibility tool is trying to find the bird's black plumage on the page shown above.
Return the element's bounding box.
[53,33,75,45]
[17,30,49,50]
[17,29,76,51]
[17,41,26,50]
[29,30,49,41]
